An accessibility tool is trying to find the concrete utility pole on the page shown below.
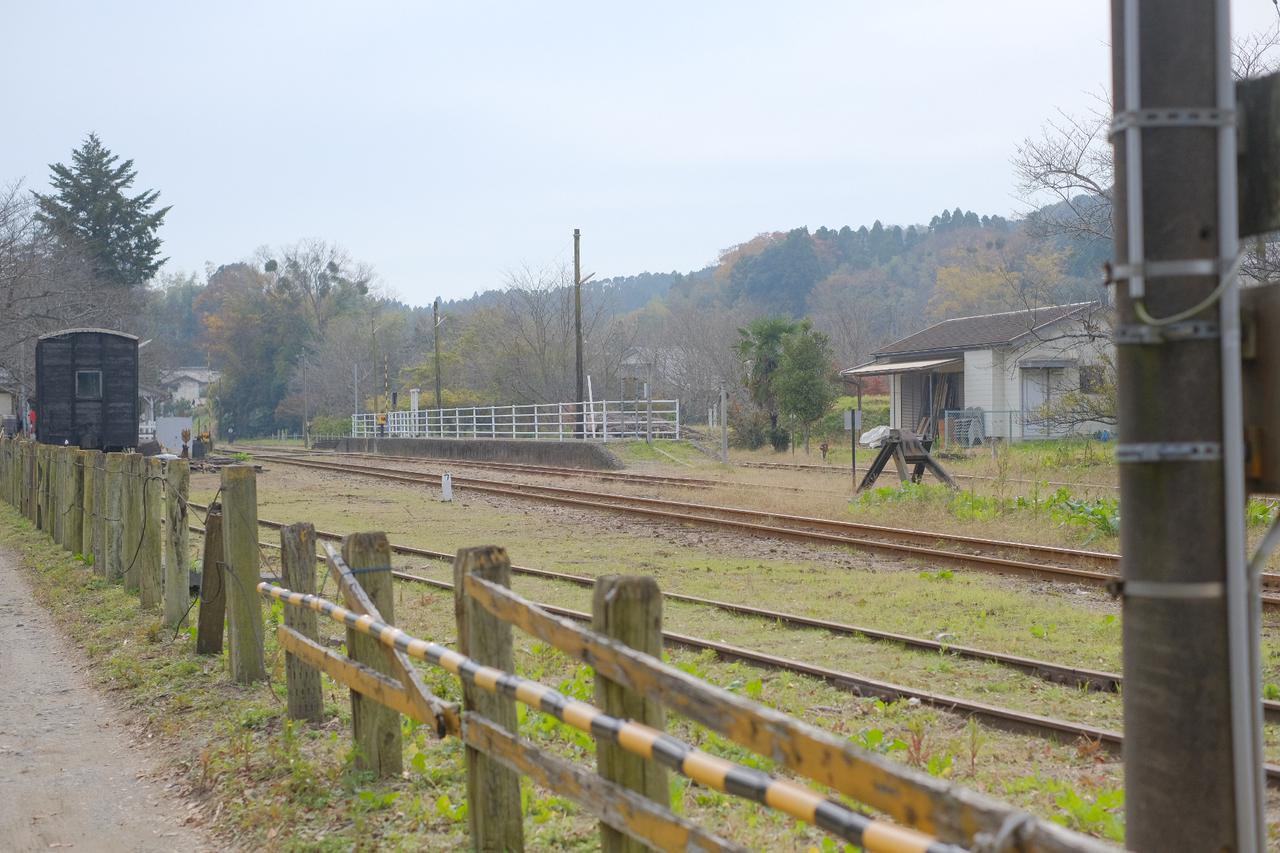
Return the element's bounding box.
[1111,2,1263,850]
[433,297,443,410]
[574,228,584,407]
[719,387,728,463]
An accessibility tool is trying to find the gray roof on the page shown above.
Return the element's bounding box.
[874,302,1096,358]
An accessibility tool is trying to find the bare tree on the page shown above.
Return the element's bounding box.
[0,181,144,406]
[1013,25,1280,250]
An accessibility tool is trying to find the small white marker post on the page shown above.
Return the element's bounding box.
[441,473,453,502]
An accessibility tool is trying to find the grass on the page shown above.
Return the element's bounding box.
[0,482,1144,847]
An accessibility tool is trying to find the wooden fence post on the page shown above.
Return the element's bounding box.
[121,454,143,593]
[80,450,97,560]
[68,450,84,556]
[195,506,226,654]
[592,575,668,853]
[281,523,324,723]
[342,532,402,776]
[221,464,265,682]
[36,445,47,531]
[138,457,164,609]
[453,546,524,852]
[91,451,106,572]
[103,453,125,581]
[59,447,72,550]
[26,442,37,523]
[163,459,190,626]
[51,447,64,545]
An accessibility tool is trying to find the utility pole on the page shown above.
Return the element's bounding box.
[574,227,584,403]
[719,387,728,464]
[1111,2,1262,850]
[433,297,443,410]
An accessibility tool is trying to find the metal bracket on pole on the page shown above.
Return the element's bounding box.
[1114,321,1219,345]
[1109,107,1235,137]
[1108,579,1226,600]
[1108,258,1222,281]
[1116,441,1223,463]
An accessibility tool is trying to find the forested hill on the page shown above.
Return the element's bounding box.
[123,200,1105,434]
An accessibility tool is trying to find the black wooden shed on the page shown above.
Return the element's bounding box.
[35,328,139,451]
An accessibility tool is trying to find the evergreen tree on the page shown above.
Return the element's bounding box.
[34,132,170,287]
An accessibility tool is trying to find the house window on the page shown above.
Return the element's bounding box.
[1080,365,1106,395]
[76,370,102,400]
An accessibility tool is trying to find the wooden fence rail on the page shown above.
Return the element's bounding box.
[0,434,1112,852]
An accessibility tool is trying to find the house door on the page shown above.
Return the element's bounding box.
[1022,368,1053,438]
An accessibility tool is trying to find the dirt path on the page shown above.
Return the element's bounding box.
[0,547,213,852]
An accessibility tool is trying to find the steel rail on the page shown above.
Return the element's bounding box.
[738,459,1120,492]
[234,442,806,493]
[188,504,1280,779]
[248,452,1214,594]
[185,505,1119,692]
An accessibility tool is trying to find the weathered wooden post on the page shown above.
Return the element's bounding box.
[121,454,143,594]
[80,450,97,560]
[453,546,524,851]
[592,575,668,853]
[92,452,107,572]
[195,506,226,654]
[36,445,48,532]
[281,523,323,723]
[103,453,125,581]
[138,457,165,609]
[68,450,84,556]
[221,464,265,682]
[163,459,190,625]
[342,532,402,776]
[50,447,63,545]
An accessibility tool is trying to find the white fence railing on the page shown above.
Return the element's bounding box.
[352,399,680,442]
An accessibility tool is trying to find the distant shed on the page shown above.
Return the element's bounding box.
[36,328,139,451]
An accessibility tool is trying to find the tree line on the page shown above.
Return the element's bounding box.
[1,130,1120,444]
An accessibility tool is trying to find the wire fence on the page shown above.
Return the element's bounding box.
[941,409,1083,446]
[351,399,681,442]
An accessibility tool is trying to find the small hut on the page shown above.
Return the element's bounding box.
[35,328,139,451]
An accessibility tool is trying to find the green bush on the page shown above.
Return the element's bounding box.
[309,415,351,437]
[768,427,791,452]
[728,404,769,450]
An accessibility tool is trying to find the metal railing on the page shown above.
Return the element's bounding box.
[351,399,681,441]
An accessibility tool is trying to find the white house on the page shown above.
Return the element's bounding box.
[842,302,1111,443]
[0,369,16,432]
[159,367,220,405]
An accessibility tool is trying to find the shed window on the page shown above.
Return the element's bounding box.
[76,370,102,400]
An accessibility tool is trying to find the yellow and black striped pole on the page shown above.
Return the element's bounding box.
[259,581,965,853]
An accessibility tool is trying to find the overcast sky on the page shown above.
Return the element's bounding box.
[4,2,1278,306]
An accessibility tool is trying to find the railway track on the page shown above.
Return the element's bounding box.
[738,459,1120,492]
[185,503,1280,784]
[244,450,1280,603]
[235,443,812,494]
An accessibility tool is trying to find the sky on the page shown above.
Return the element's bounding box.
[4,1,1278,307]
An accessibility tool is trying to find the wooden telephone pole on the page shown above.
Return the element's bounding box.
[1111,1,1263,849]
[574,228,584,407]
[433,297,443,410]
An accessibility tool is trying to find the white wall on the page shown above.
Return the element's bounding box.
[963,350,995,411]
[0,391,13,419]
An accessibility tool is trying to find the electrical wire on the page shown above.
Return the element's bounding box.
[1134,251,1244,326]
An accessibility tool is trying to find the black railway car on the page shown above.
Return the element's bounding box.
[35,328,139,451]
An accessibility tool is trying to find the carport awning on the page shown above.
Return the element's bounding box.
[841,357,962,377]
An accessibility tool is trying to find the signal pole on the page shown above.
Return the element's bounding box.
[1111,2,1263,850]
[433,297,443,410]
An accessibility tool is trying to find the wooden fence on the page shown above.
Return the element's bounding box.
[0,434,1111,852]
